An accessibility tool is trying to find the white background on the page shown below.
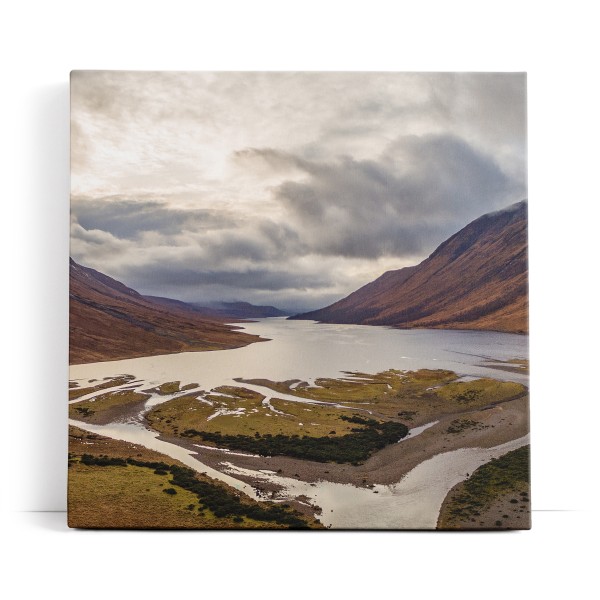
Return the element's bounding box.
[1,1,598,598]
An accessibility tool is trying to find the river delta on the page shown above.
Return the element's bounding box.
[68,318,530,529]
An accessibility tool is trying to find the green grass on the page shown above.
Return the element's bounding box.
[238,369,527,420]
[146,389,370,439]
[145,380,201,395]
[211,385,264,399]
[438,445,530,527]
[483,358,530,375]
[446,419,489,434]
[68,455,314,529]
[69,389,151,423]
[181,382,199,391]
[145,368,528,463]
[68,375,136,400]
[434,378,525,407]
[69,460,213,528]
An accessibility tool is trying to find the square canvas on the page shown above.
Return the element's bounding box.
[68,71,530,530]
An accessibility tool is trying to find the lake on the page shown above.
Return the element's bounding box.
[70,317,528,388]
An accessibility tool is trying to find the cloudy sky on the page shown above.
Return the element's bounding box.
[71,71,526,312]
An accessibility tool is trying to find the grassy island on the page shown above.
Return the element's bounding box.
[144,369,527,464]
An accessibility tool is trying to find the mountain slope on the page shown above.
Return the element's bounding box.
[70,259,263,364]
[291,201,528,334]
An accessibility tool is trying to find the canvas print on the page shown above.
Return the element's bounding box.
[68,71,529,530]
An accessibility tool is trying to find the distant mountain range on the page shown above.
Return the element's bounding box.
[291,201,528,334]
[197,301,288,319]
[144,297,288,319]
[69,259,263,365]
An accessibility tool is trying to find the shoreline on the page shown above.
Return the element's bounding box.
[69,334,268,367]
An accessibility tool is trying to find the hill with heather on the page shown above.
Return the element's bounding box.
[69,259,263,364]
[290,201,528,334]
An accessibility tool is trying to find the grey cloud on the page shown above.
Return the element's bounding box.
[126,265,331,291]
[72,196,304,265]
[71,197,235,240]
[200,232,291,264]
[264,133,521,259]
[71,207,340,312]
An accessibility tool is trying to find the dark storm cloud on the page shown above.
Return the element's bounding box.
[71,196,306,268]
[199,223,303,263]
[124,265,332,292]
[71,197,235,239]
[245,133,520,259]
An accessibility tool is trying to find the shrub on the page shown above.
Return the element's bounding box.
[181,416,408,464]
[80,454,127,467]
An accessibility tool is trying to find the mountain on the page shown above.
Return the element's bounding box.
[145,297,287,319]
[142,295,224,319]
[198,301,288,319]
[69,259,263,365]
[290,201,528,334]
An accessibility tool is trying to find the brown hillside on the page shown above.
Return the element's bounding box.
[291,201,528,334]
[69,259,263,365]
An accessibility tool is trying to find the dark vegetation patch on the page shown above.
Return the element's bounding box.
[73,455,310,528]
[446,419,489,434]
[441,445,530,528]
[74,407,95,418]
[166,464,308,527]
[452,389,482,404]
[181,414,409,464]
[80,453,128,467]
[397,410,417,420]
